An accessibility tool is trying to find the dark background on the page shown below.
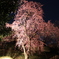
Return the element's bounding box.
[28,0,59,22]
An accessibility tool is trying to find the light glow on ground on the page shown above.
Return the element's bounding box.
[0,56,12,59]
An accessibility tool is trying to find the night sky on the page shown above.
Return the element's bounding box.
[28,0,59,22]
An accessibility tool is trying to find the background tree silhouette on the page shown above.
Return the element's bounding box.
[0,0,18,39]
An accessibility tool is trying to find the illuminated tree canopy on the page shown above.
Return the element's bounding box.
[5,1,59,59]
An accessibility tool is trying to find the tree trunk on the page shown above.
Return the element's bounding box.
[22,43,28,59]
